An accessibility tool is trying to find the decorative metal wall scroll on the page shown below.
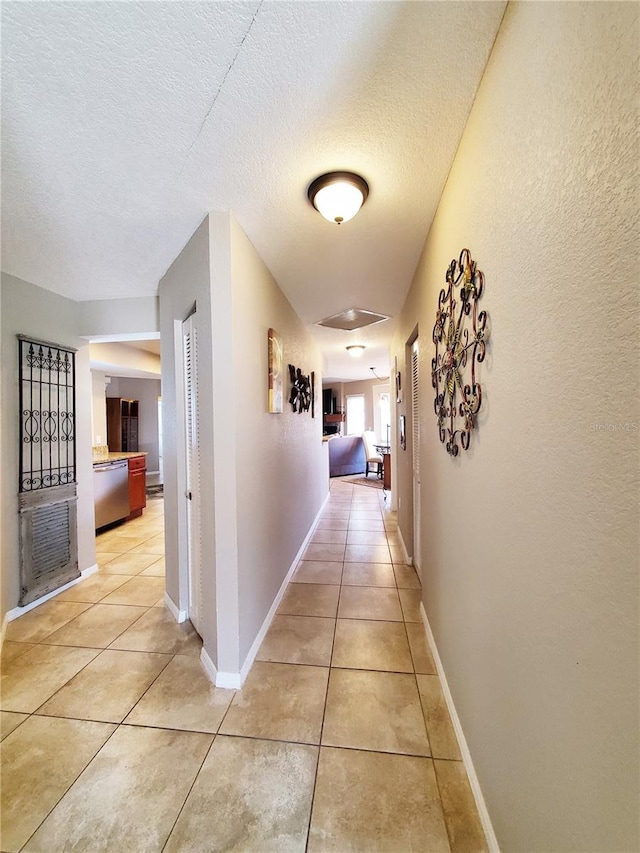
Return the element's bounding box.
[431,249,489,456]
[19,336,77,491]
[288,364,311,413]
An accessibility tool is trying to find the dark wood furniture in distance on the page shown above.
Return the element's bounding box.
[375,444,391,491]
[127,455,147,519]
[106,398,139,452]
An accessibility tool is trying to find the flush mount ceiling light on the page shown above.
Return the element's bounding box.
[307,172,369,225]
[346,345,366,358]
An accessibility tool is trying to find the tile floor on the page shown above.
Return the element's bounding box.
[1,480,487,852]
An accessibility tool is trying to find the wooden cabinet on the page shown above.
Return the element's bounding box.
[127,455,146,519]
[323,411,344,435]
[106,398,139,452]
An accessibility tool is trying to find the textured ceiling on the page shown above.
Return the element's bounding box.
[1,1,505,381]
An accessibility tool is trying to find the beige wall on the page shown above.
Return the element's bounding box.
[391,4,639,851]
[78,296,159,338]
[158,216,218,662]
[159,214,328,677]
[89,342,161,377]
[230,216,327,663]
[1,274,96,624]
[91,371,108,445]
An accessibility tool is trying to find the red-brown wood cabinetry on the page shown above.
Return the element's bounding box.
[127,455,146,519]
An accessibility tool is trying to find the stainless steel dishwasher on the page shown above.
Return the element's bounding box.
[94,460,130,529]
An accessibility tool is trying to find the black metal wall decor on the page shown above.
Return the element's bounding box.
[431,249,489,456]
[17,335,80,606]
[288,364,311,413]
[19,336,77,491]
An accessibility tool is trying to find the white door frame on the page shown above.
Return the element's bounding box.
[181,313,203,636]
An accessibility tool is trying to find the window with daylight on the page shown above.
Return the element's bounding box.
[346,394,365,436]
[378,391,391,444]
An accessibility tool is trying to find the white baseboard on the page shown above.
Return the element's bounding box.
[200,647,219,684]
[397,526,411,566]
[198,493,330,690]
[235,491,330,687]
[3,564,99,632]
[420,602,500,853]
[164,592,187,623]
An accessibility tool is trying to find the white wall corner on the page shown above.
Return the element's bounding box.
[164,591,187,623]
[237,490,331,687]
[215,670,242,689]
[420,603,500,853]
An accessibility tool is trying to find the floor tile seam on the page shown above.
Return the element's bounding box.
[5,603,94,646]
[426,739,457,851]
[16,713,122,853]
[0,708,35,742]
[37,638,140,653]
[116,719,221,738]
[328,663,415,675]
[217,727,323,749]
[410,642,435,759]
[115,651,177,728]
[326,664,425,679]
[304,592,340,853]
[32,646,175,722]
[317,740,433,760]
[159,730,216,853]
[336,614,404,623]
[334,614,406,624]
[253,659,333,673]
[17,644,106,717]
[86,599,157,611]
[272,614,338,623]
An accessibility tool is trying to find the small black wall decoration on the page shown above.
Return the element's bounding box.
[288,364,311,413]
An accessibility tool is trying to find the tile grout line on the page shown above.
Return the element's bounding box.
[16,716,123,853]
[159,729,217,853]
[303,483,354,852]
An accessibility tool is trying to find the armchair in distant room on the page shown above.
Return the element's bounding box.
[362,431,383,478]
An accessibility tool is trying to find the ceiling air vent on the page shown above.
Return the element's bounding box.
[317,308,389,332]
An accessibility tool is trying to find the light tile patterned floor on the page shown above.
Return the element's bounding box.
[1,482,487,852]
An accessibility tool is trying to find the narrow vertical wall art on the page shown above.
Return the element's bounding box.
[267,328,283,413]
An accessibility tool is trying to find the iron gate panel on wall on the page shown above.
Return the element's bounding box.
[18,336,80,605]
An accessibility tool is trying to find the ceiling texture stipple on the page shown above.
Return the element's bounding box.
[1,1,506,381]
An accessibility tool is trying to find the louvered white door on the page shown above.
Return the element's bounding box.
[411,338,422,578]
[183,315,203,635]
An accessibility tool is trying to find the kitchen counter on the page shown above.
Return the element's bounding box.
[92,451,147,466]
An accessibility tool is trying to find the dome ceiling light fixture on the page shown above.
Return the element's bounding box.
[307,172,369,225]
[346,345,366,358]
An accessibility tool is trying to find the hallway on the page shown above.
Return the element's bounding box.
[1,482,486,852]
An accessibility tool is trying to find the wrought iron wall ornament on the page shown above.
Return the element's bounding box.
[19,336,77,491]
[288,364,311,413]
[431,249,489,456]
[18,335,79,606]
